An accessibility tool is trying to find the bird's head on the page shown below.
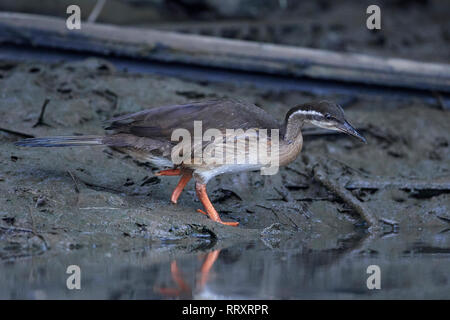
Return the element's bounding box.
[285,100,366,143]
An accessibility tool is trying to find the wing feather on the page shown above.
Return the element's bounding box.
[104,99,281,141]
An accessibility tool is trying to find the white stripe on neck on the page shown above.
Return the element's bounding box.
[291,110,323,117]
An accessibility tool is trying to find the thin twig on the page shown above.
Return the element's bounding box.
[28,206,49,250]
[0,225,33,233]
[88,0,106,23]
[70,173,122,194]
[32,98,51,128]
[256,204,281,220]
[282,209,300,228]
[93,89,118,110]
[379,218,399,227]
[273,186,294,202]
[67,171,80,193]
[28,206,35,231]
[79,207,120,210]
[0,127,34,138]
[255,204,298,228]
[83,181,122,194]
[295,196,334,201]
[285,166,309,177]
[432,91,449,110]
[1,219,49,251]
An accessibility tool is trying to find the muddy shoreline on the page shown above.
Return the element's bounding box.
[0,57,449,298]
[1,58,449,251]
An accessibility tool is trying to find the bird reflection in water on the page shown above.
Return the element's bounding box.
[155,249,220,299]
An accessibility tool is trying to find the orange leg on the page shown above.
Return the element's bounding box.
[197,249,221,289]
[156,251,220,297]
[171,173,192,204]
[195,183,239,227]
[155,261,191,297]
[155,169,181,176]
[170,261,190,292]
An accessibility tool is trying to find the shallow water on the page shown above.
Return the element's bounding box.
[1,230,448,300]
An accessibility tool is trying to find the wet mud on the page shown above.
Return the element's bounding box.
[0,58,449,298]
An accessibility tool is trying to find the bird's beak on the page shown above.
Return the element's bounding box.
[337,121,367,143]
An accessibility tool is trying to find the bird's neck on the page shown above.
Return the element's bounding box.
[283,115,305,143]
[278,113,305,166]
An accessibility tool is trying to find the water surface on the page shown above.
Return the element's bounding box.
[1,230,448,299]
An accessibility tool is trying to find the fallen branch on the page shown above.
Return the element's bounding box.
[305,157,380,229]
[345,178,450,191]
[1,12,450,92]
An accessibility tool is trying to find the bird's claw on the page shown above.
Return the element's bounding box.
[196,209,239,226]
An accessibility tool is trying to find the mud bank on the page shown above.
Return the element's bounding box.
[0,58,449,264]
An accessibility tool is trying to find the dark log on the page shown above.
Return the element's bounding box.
[0,13,450,92]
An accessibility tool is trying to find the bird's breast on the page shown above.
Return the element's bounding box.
[279,134,303,166]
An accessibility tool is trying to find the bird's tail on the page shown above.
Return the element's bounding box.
[14,135,104,147]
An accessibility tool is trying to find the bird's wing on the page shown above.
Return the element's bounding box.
[172,127,279,168]
[104,99,281,142]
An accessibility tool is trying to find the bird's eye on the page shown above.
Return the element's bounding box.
[325,114,333,120]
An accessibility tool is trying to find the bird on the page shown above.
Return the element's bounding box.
[15,99,366,227]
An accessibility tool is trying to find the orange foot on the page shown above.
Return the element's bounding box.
[197,209,239,226]
[155,169,181,176]
[155,261,190,297]
[195,183,239,227]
